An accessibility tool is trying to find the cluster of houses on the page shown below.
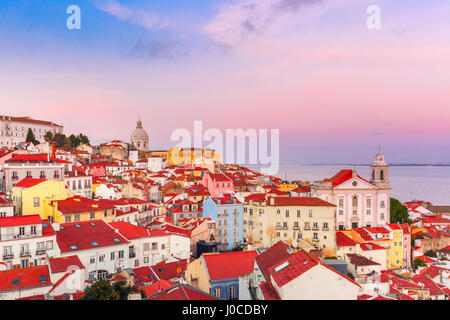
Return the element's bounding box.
[0,118,449,300]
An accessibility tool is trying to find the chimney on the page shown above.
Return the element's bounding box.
[52,142,56,158]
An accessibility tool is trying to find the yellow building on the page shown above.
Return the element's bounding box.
[49,196,117,224]
[166,146,220,166]
[12,178,72,219]
[279,183,298,193]
[243,195,337,256]
[347,225,403,269]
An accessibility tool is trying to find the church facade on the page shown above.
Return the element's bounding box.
[315,151,391,230]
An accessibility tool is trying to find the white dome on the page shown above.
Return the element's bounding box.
[130,119,149,151]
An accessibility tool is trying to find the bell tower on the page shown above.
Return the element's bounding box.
[370,146,390,188]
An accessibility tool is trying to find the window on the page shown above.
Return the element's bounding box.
[323,222,328,230]
[46,241,53,250]
[65,215,71,223]
[214,287,221,297]
[285,210,289,217]
[304,222,310,229]
[366,198,372,207]
[308,210,312,217]
[277,209,280,214]
[19,227,25,236]
[294,221,299,228]
[276,232,280,237]
[297,210,301,217]
[339,198,344,208]
[118,250,124,259]
[144,257,149,263]
[339,210,343,215]
[99,255,105,262]
[380,201,385,208]
[283,222,288,229]
[143,243,149,251]
[352,196,358,207]
[34,197,40,207]
[111,252,115,260]
[366,210,371,215]
[90,212,95,220]
[90,256,95,264]
[313,233,318,240]
[152,243,158,250]
[75,214,80,222]
[21,259,29,268]
[229,286,236,299]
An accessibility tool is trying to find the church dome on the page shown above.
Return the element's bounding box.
[130,118,149,151]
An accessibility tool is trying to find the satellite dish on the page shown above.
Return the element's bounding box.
[292,240,298,248]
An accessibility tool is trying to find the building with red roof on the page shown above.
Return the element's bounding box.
[202,172,234,198]
[147,284,219,300]
[186,250,258,300]
[315,151,391,231]
[55,219,130,281]
[0,265,53,300]
[0,215,56,271]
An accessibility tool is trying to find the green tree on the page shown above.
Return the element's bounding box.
[390,198,412,224]
[68,134,81,147]
[424,249,436,257]
[43,131,53,143]
[414,257,426,270]
[112,280,146,300]
[53,133,67,147]
[81,278,120,300]
[347,272,355,280]
[25,128,39,145]
[78,133,90,145]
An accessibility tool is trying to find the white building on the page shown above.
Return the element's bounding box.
[148,156,166,172]
[315,151,391,230]
[0,196,14,217]
[54,220,130,281]
[0,215,57,270]
[0,115,63,148]
[64,171,93,198]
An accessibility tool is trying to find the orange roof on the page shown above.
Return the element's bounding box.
[202,251,258,280]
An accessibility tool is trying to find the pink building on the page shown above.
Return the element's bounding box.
[400,223,412,268]
[202,173,234,197]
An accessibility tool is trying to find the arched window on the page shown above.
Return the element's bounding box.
[352,196,358,207]
[380,170,384,181]
[372,169,375,180]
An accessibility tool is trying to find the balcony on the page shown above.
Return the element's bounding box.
[323,227,329,231]
[275,226,281,230]
[312,226,319,231]
[282,226,288,230]
[293,226,299,230]
[3,253,13,260]
[304,226,310,230]
[312,238,320,242]
[54,175,60,179]
[20,252,31,258]
[39,175,46,179]
[11,176,19,181]
[36,249,46,256]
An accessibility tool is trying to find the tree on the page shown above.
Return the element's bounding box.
[25,128,39,145]
[424,250,436,257]
[112,280,146,300]
[347,272,355,280]
[81,278,120,300]
[78,133,90,145]
[414,257,426,270]
[53,133,67,148]
[43,131,53,143]
[390,198,412,224]
[68,134,81,148]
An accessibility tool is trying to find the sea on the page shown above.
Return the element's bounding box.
[247,164,450,205]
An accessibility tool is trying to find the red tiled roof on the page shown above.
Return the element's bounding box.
[259,281,281,300]
[151,259,187,281]
[0,214,43,227]
[109,221,150,239]
[268,197,335,207]
[56,220,129,253]
[346,254,380,266]
[49,255,84,273]
[148,284,219,300]
[324,169,373,188]
[359,243,386,251]
[14,178,47,189]
[336,232,357,247]
[0,115,62,127]
[202,251,258,281]
[141,280,173,297]
[254,241,291,281]
[208,173,233,182]
[132,266,158,286]
[0,265,52,292]
[268,250,317,287]
[7,154,70,164]
[244,193,266,202]
[291,186,311,193]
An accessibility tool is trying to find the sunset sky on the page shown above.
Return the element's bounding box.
[1,0,450,164]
